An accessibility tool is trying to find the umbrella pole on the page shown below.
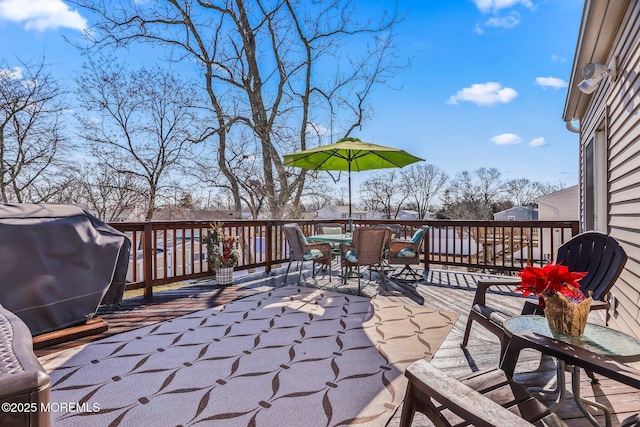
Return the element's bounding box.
[348,161,353,232]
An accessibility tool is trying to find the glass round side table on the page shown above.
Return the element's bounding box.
[504,315,640,427]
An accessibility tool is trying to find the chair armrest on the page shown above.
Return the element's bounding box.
[589,300,609,311]
[339,242,353,256]
[473,279,521,306]
[501,332,640,387]
[389,239,415,253]
[306,242,332,258]
[404,359,536,426]
[522,293,608,316]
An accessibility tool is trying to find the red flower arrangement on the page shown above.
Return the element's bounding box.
[515,263,588,309]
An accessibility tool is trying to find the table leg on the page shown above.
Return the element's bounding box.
[528,361,562,396]
[529,360,611,427]
[571,365,611,427]
[529,359,566,411]
[339,266,362,280]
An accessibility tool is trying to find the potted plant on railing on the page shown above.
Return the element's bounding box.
[204,222,239,286]
[515,263,591,336]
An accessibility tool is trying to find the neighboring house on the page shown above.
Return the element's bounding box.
[316,205,367,220]
[563,1,640,338]
[493,206,538,221]
[423,212,436,220]
[366,210,385,220]
[536,185,579,222]
[298,211,318,220]
[396,210,420,220]
[367,209,419,220]
[110,208,144,223]
[535,185,579,262]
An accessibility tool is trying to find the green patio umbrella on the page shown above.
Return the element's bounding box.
[283,137,424,229]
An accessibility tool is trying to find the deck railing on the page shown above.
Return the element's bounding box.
[110,219,579,296]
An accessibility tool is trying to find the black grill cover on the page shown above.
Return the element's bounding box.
[0,204,130,336]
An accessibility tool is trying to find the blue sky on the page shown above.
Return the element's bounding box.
[0,0,584,190]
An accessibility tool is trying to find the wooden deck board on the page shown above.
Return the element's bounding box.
[34,267,639,426]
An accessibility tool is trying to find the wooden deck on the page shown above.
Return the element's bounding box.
[34,266,640,426]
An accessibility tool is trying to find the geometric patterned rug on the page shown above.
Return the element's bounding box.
[39,285,458,427]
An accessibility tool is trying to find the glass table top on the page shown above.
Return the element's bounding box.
[307,234,353,243]
[504,315,640,359]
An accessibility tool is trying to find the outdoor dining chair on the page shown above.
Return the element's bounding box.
[374,223,402,273]
[340,227,390,295]
[388,226,428,282]
[316,222,345,256]
[460,231,628,360]
[282,223,333,285]
[316,223,345,235]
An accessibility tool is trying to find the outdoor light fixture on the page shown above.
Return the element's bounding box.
[577,57,617,94]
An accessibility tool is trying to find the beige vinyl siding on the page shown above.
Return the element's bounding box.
[584,2,640,338]
[537,186,579,222]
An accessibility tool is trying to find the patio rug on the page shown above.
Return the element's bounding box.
[40,285,458,427]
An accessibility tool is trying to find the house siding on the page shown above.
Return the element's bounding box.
[536,185,579,221]
[579,1,640,338]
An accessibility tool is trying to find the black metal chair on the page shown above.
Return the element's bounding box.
[460,231,628,359]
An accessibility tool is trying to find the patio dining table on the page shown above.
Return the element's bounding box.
[307,233,355,276]
[307,232,425,305]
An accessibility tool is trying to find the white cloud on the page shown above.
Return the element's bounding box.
[491,133,522,145]
[529,137,546,147]
[535,76,568,89]
[473,0,534,14]
[484,13,520,29]
[0,66,22,80]
[447,82,518,106]
[0,66,37,90]
[0,0,87,32]
[305,122,329,137]
[551,54,566,62]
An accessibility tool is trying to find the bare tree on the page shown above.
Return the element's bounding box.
[442,167,506,219]
[332,186,349,207]
[0,57,69,202]
[401,163,448,219]
[537,181,566,197]
[504,178,542,206]
[75,57,207,220]
[70,0,403,218]
[359,170,409,219]
[77,163,145,222]
[296,173,335,215]
[192,134,268,219]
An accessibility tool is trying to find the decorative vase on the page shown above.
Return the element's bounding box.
[543,293,592,336]
[216,267,234,285]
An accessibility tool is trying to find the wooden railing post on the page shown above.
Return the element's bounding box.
[424,226,430,273]
[143,222,154,297]
[265,221,273,274]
